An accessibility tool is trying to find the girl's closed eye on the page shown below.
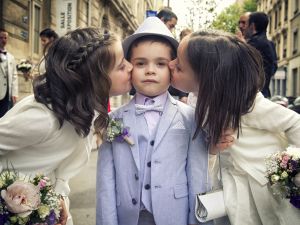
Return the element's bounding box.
[118,64,126,71]
[175,64,182,72]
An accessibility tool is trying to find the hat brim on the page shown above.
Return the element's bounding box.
[123,32,179,59]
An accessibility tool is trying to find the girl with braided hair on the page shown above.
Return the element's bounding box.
[0,27,133,225]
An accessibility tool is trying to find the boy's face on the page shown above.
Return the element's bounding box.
[130,40,172,97]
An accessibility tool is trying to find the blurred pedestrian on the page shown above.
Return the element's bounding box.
[179,28,192,41]
[0,28,18,118]
[38,28,59,75]
[237,12,251,41]
[270,95,289,107]
[0,27,133,225]
[290,97,300,114]
[156,8,178,31]
[244,12,278,98]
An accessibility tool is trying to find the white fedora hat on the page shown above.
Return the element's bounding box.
[123,16,178,58]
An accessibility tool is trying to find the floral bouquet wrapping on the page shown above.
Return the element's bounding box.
[0,170,61,225]
[265,147,300,209]
[16,59,32,81]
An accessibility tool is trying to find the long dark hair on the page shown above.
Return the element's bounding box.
[187,30,264,146]
[33,27,116,137]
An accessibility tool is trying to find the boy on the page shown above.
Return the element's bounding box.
[96,17,210,225]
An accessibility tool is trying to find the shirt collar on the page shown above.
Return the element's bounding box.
[135,91,168,107]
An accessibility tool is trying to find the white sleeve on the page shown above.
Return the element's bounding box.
[243,95,300,145]
[0,106,55,154]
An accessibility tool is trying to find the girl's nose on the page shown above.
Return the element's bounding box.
[169,59,176,70]
[126,60,133,72]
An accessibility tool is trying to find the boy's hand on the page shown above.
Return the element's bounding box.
[210,129,235,155]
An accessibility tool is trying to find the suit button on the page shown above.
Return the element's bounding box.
[134,174,139,180]
[147,161,151,167]
[132,198,137,205]
[150,140,154,146]
[144,184,150,190]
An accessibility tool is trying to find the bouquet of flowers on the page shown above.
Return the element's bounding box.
[16,59,32,81]
[265,147,300,209]
[105,118,134,146]
[0,170,61,225]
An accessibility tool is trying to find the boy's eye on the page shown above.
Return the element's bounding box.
[157,62,167,67]
[136,61,145,66]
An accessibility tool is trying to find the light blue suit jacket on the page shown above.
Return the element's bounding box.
[96,94,211,225]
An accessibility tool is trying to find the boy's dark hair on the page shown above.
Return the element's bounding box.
[33,28,116,137]
[187,30,264,146]
[127,35,176,60]
[156,9,177,23]
[0,28,7,33]
[249,12,269,33]
[40,28,59,39]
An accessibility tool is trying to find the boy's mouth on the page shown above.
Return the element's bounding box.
[143,79,158,83]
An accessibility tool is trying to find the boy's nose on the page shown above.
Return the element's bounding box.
[146,64,155,75]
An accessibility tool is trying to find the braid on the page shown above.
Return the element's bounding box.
[68,34,110,70]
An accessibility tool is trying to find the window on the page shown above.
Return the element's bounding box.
[278,6,281,26]
[292,68,298,96]
[293,30,298,55]
[276,79,281,95]
[294,0,299,14]
[277,38,281,60]
[269,15,272,34]
[83,0,90,26]
[283,32,287,58]
[33,4,41,54]
[275,9,278,29]
[284,0,288,21]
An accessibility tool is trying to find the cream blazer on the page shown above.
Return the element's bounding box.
[0,52,18,100]
[0,95,92,196]
[223,93,300,185]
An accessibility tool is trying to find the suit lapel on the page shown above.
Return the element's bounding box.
[122,97,140,171]
[153,94,177,150]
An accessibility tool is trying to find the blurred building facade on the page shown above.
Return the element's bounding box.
[0,0,163,106]
[257,0,300,97]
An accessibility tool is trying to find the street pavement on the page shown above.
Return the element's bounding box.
[69,150,98,225]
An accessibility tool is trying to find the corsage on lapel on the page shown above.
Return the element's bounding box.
[106,118,134,146]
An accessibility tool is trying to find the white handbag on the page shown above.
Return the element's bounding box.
[195,153,227,222]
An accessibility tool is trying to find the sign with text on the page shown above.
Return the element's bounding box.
[56,0,77,36]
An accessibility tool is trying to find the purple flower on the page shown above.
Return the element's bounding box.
[47,210,57,225]
[0,212,9,224]
[290,195,300,209]
[289,160,298,171]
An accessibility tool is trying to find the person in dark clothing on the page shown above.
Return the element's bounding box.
[244,12,277,98]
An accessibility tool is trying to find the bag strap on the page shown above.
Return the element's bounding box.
[205,143,223,191]
[218,153,223,188]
